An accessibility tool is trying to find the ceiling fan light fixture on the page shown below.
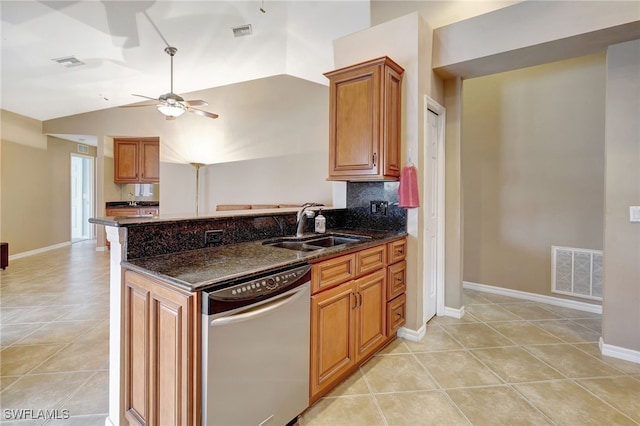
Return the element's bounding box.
[157,103,185,118]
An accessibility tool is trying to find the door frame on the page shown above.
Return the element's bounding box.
[70,153,95,241]
[423,96,446,321]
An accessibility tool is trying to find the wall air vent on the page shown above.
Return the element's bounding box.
[52,56,85,68]
[77,144,89,154]
[232,24,253,37]
[552,246,603,301]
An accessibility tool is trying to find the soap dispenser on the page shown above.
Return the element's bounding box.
[314,209,326,234]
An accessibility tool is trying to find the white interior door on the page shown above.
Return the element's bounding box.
[423,102,445,323]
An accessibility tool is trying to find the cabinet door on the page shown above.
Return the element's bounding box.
[114,140,139,183]
[140,140,160,183]
[124,276,149,425]
[310,281,356,401]
[354,269,387,362]
[381,65,402,178]
[328,66,379,178]
[124,271,200,426]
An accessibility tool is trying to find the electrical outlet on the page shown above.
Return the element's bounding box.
[205,230,223,245]
[370,200,388,216]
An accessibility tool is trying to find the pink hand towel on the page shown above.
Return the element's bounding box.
[398,165,420,208]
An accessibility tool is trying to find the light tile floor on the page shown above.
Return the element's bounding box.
[1,241,110,425]
[2,241,639,425]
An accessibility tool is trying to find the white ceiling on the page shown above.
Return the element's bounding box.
[1,0,371,122]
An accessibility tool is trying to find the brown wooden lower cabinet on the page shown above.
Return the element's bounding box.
[124,270,200,426]
[310,238,407,403]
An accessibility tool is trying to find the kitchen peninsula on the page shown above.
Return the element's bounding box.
[91,206,407,426]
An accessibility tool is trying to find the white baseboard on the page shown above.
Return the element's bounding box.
[8,242,71,260]
[444,305,465,319]
[397,325,426,342]
[600,337,640,364]
[463,281,602,314]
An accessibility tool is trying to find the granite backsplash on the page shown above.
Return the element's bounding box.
[344,182,406,231]
[123,182,407,260]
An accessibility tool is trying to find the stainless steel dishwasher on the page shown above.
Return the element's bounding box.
[202,264,311,426]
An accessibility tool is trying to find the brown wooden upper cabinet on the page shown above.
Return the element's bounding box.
[324,57,404,181]
[114,138,159,183]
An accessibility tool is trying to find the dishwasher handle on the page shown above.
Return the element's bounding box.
[210,283,309,327]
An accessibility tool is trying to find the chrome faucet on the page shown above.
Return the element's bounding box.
[295,203,323,238]
[128,192,137,206]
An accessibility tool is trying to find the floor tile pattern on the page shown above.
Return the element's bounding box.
[1,241,110,425]
[2,242,639,425]
[299,289,640,425]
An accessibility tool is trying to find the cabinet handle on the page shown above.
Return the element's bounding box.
[372,153,377,167]
[351,293,358,310]
[396,277,403,283]
[396,248,404,255]
[358,293,363,307]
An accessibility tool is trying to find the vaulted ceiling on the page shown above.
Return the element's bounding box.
[1,1,370,121]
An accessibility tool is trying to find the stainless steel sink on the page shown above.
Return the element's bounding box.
[267,241,322,252]
[304,236,362,247]
[263,233,370,252]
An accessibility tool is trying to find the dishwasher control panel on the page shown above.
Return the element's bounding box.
[204,264,311,302]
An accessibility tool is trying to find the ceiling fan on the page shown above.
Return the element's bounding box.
[122,46,219,120]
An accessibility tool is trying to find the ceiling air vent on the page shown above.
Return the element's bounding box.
[232,24,252,37]
[52,56,85,68]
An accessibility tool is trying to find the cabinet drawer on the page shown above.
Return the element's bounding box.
[387,294,406,336]
[387,239,406,264]
[106,208,139,216]
[356,245,386,276]
[387,260,406,301]
[312,254,356,293]
[140,208,159,215]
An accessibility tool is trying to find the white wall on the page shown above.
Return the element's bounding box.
[43,75,332,218]
[602,39,640,354]
[462,53,606,300]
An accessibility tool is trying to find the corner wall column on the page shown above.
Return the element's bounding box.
[443,77,464,313]
[105,225,127,426]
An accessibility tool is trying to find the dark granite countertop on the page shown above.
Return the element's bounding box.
[91,207,306,226]
[106,201,159,208]
[123,228,406,292]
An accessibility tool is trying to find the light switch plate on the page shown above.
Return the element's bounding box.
[630,206,640,223]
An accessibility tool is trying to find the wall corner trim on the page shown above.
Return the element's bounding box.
[463,281,602,314]
[444,305,465,319]
[397,325,426,343]
[599,337,640,365]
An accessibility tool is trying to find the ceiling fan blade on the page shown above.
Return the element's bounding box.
[119,103,155,108]
[184,100,208,107]
[186,106,219,119]
[132,94,159,101]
